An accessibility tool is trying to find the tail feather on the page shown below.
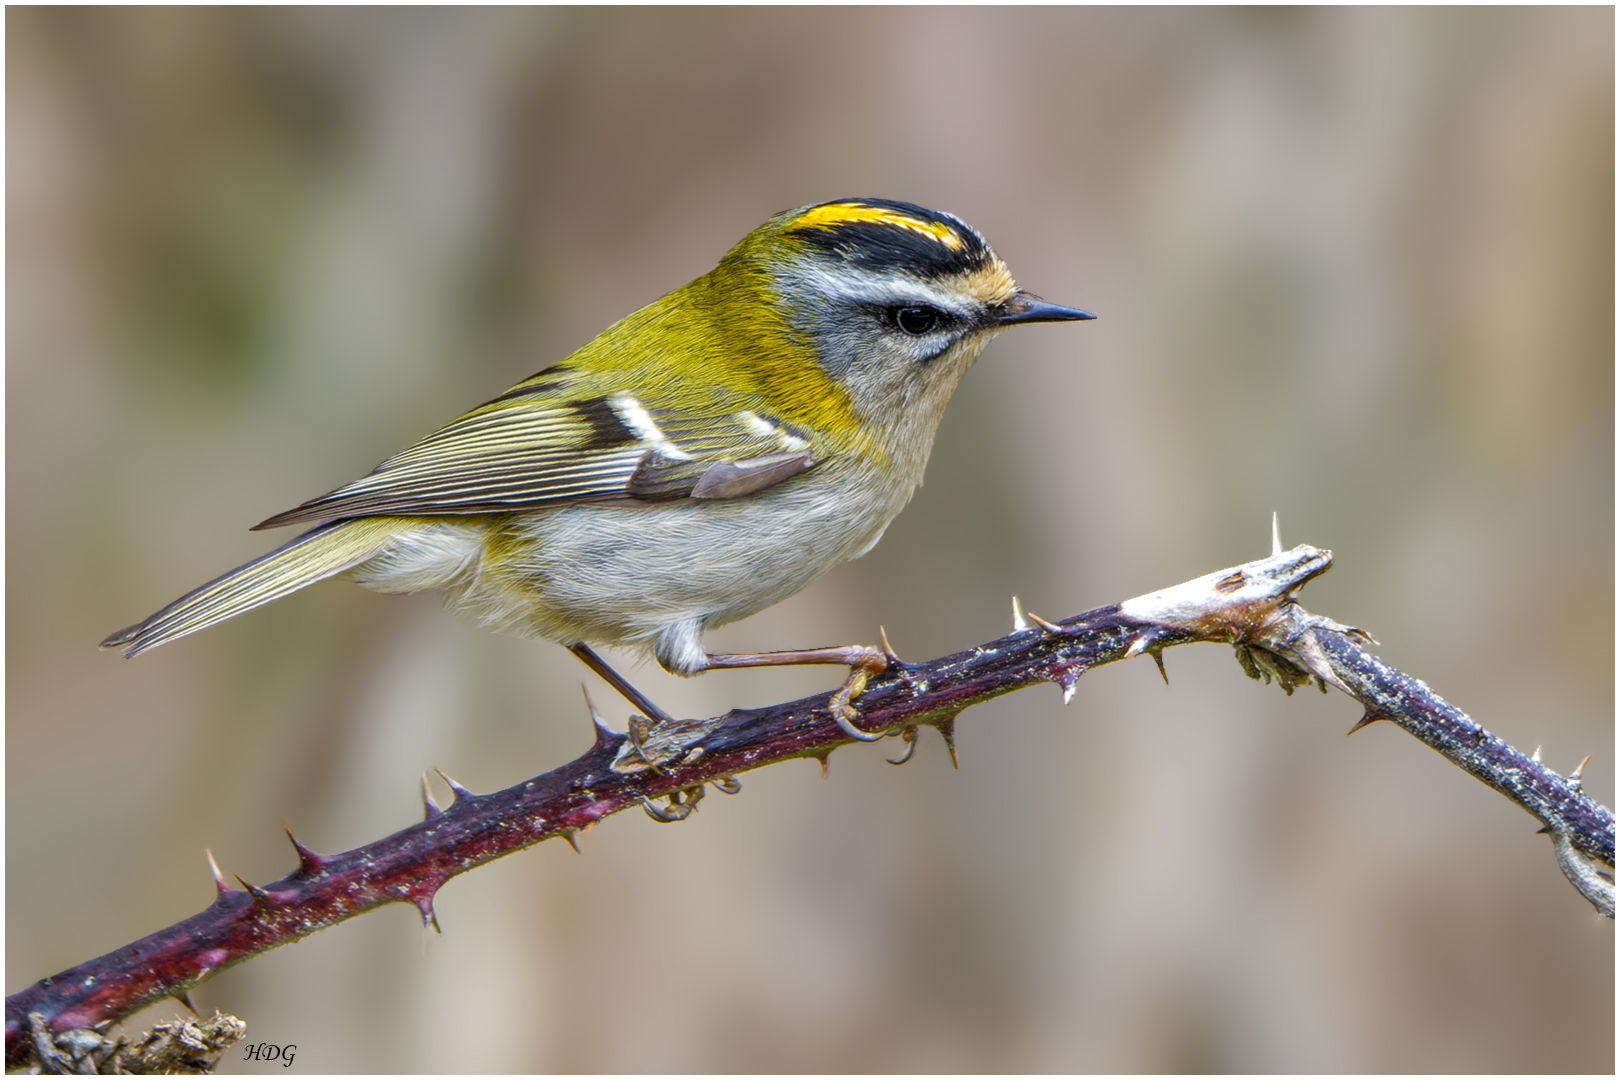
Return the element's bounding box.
[102,518,402,658]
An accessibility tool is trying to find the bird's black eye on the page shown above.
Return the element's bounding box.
[891,305,941,335]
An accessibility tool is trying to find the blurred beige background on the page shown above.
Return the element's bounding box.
[8,7,1612,1073]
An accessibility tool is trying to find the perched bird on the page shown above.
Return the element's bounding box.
[103,198,1093,736]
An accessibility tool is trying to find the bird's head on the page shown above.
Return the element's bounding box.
[718,198,1094,422]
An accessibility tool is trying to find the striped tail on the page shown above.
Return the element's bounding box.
[101,518,404,658]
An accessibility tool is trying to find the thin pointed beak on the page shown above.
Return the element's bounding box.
[995,291,1096,326]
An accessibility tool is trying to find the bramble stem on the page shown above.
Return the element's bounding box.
[6,544,1611,1069]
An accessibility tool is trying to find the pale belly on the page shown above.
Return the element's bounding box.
[347,468,916,674]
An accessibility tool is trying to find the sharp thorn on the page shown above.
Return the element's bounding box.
[206,850,233,898]
[814,753,831,779]
[1570,753,1592,787]
[583,686,619,749]
[879,625,904,667]
[1124,632,1166,670]
[1271,511,1282,556]
[1012,596,1028,632]
[1151,650,1169,685]
[1027,610,1064,634]
[283,824,329,874]
[560,828,581,854]
[885,726,919,765]
[414,895,441,933]
[1536,825,1551,834]
[233,875,272,906]
[432,767,473,801]
[1530,744,1542,764]
[711,775,742,795]
[171,991,200,1017]
[421,773,443,819]
[934,714,960,769]
[1058,669,1079,705]
[1346,710,1383,735]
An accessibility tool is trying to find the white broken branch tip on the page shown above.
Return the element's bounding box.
[1113,543,1371,699]
[1118,544,1332,628]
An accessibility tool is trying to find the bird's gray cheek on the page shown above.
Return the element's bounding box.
[811,336,856,380]
[801,315,868,381]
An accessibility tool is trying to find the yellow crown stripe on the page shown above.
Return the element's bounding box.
[792,203,965,251]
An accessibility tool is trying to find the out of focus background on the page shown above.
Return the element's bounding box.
[8,7,1612,1072]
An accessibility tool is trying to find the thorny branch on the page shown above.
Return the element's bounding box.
[6,543,1613,1069]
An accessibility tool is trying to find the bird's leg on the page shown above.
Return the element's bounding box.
[702,644,895,742]
[569,643,678,724]
[571,638,902,743]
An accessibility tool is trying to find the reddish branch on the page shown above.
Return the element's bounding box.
[7,544,1612,1068]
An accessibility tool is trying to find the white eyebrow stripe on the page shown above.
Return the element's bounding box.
[793,264,977,319]
[612,394,694,460]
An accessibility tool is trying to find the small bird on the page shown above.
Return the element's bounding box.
[103,199,1093,736]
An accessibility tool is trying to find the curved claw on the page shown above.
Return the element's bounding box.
[828,657,887,740]
[642,796,689,823]
[886,726,920,765]
[711,775,742,795]
[831,702,884,741]
[644,782,706,822]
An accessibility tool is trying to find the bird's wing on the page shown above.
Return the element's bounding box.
[253,367,820,530]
